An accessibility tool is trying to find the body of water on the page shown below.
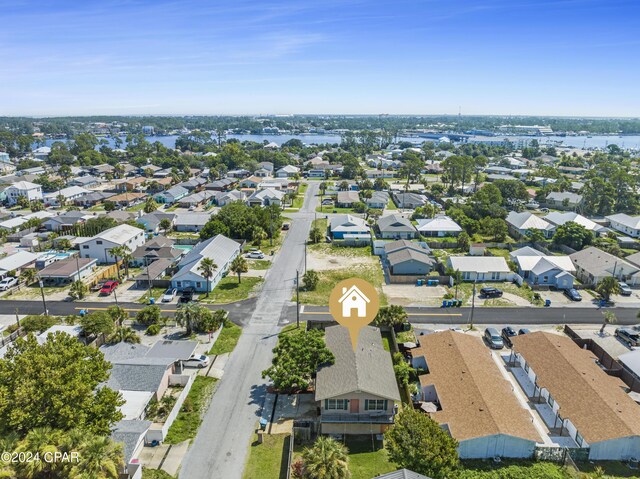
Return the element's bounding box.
[39,133,640,151]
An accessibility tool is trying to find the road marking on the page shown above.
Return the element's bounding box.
[74,307,148,312]
[300,305,305,314]
[301,311,463,317]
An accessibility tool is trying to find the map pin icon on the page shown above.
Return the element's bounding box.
[329,278,380,351]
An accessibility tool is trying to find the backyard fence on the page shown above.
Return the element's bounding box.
[145,373,196,443]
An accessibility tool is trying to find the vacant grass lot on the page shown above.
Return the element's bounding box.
[137,286,168,304]
[209,321,242,355]
[243,433,290,479]
[307,243,372,257]
[200,276,263,304]
[249,259,271,270]
[164,376,217,444]
[345,436,397,479]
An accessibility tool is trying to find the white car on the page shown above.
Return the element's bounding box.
[0,277,19,291]
[184,354,210,369]
[162,288,177,302]
[247,251,265,259]
[619,282,633,296]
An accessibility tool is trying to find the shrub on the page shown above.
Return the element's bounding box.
[146,324,161,336]
[21,315,58,333]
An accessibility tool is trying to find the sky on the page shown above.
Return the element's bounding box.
[0,0,639,117]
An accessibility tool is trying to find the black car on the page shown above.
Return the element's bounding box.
[179,287,195,304]
[483,328,504,349]
[563,288,582,302]
[480,287,503,298]
[615,328,640,347]
[501,327,518,347]
[518,328,531,335]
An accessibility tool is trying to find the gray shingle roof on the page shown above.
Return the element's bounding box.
[100,343,150,362]
[377,214,416,233]
[107,360,171,393]
[111,419,152,462]
[315,326,400,402]
[376,470,433,479]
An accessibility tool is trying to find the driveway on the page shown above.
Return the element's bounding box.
[179,182,319,479]
[85,282,147,303]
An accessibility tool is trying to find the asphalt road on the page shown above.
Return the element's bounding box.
[179,181,320,479]
[299,305,640,325]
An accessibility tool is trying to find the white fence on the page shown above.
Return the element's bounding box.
[146,373,196,443]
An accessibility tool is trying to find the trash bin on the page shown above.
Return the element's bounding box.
[446,300,453,308]
[259,418,268,431]
[442,300,447,308]
[456,300,462,307]
[416,279,423,286]
[149,297,155,305]
[545,299,551,307]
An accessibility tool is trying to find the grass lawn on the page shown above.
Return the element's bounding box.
[142,468,175,479]
[575,460,640,478]
[307,243,372,257]
[209,321,242,355]
[381,330,393,352]
[448,282,539,306]
[315,205,359,214]
[311,217,328,232]
[164,376,218,444]
[345,436,397,479]
[249,259,271,270]
[386,199,398,210]
[297,263,386,306]
[200,276,263,304]
[126,202,147,212]
[243,433,290,479]
[137,286,167,304]
[88,205,105,212]
[486,248,512,260]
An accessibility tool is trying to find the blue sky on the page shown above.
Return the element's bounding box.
[1,0,639,116]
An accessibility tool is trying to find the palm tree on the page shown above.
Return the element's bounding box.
[198,257,217,298]
[110,246,132,278]
[596,276,621,303]
[302,436,351,479]
[13,427,61,478]
[110,326,140,344]
[70,435,123,479]
[109,246,125,280]
[176,301,205,336]
[20,268,37,286]
[600,311,618,335]
[143,196,158,213]
[230,255,249,284]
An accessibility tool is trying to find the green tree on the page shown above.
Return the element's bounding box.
[20,315,57,333]
[600,310,618,335]
[176,302,213,336]
[159,218,173,235]
[480,217,508,241]
[69,434,123,479]
[20,268,37,286]
[302,436,350,479]
[456,231,471,251]
[262,329,334,391]
[109,327,140,344]
[103,201,116,212]
[199,309,226,334]
[80,312,115,338]
[16,195,30,209]
[57,238,73,250]
[0,334,123,437]
[198,257,218,297]
[143,196,158,213]
[135,304,161,326]
[309,226,324,244]
[107,305,128,327]
[596,276,621,303]
[385,407,459,478]
[552,221,594,250]
[68,280,87,300]
[525,228,547,243]
[230,255,248,284]
[375,305,408,327]
[303,270,320,291]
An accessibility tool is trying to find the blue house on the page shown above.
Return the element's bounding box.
[330,214,370,240]
[154,185,188,205]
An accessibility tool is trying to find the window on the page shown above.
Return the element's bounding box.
[96,240,102,245]
[82,245,89,249]
[176,281,182,288]
[365,399,387,411]
[524,362,529,373]
[575,431,584,447]
[325,399,347,410]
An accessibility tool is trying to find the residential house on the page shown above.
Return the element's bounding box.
[79,224,146,264]
[257,161,274,174]
[543,212,608,236]
[606,213,640,238]
[130,236,182,267]
[247,188,285,207]
[446,256,511,281]
[511,332,640,460]
[38,257,98,285]
[170,234,241,292]
[238,175,263,189]
[315,326,400,435]
[227,168,251,178]
[177,191,218,209]
[513,255,575,288]
[106,210,138,223]
[111,419,151,479]
[365,191,389,209]
[384,240,435,276]
[154,185,188,205]
[569,246,640,286]
[68,175,101,188]
[0,211,54,232]
[43,186,89,206]
[275,165,300,178]
[205,178,236,191]
[42,211,93,232]
[330,214,370,240]
[152,168,172,178]
[179,177,207,192]
[392,192,427,209]
[376,470,432,479]
[217,190,246,206]
[254,168,271,178]
[411,331,541,458]
[3,181,43,205]
[336,190,360,207]
[136,212,176,235]
[116,177,147,192]
[0,251,39,277]
[90,164,115,177]
[545,192,583,210]
[505,211,555,239]
[377,214,417,239]
[73,191,115,207]
[416,215,462,238]
[132,258,173,288]
[106,192,146,208]
[174,212,211,232]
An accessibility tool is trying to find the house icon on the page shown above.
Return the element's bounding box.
[338,285,371,318]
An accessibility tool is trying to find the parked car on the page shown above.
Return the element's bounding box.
[480,287,503,298]
[247,251,265,259]
[563,288,582,302]
[501,327,518,347]
[321,199,334,205]
[484,328,504,349]
[0,276,19,291]
[162,288,177,302]
[99,280,119,296]
[282,223,290,230]
[518,328,531,335]
[619,282,633,296]
[184,354,210,369]
[179,287,195,304]
[615,328,640,347]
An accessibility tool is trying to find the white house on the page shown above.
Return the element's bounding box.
[79,224,146,264]
[505,211,555,239]
[4,181,43,205]
[543,212,608,236]
[416,215,463,237]
[44,186,90,206]
[513,255,575,288]
[275,165,300,178]
[170,234,241,293]
[446,256,511,281]
[0,251,39,277]
[606,213,640,238]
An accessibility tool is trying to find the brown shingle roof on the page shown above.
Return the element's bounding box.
[414,331,541,443]
[512,332,640,444]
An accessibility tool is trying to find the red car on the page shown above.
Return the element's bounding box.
[100,280,119,295]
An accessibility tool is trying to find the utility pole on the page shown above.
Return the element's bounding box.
[113,287,120,309]
[38,278,48,316]
[75,251,81,282]
[269,210,274,247]
[296,269,300,328]
[304,241,307,273]
[469,278,477,330]
[145,256,153,303]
